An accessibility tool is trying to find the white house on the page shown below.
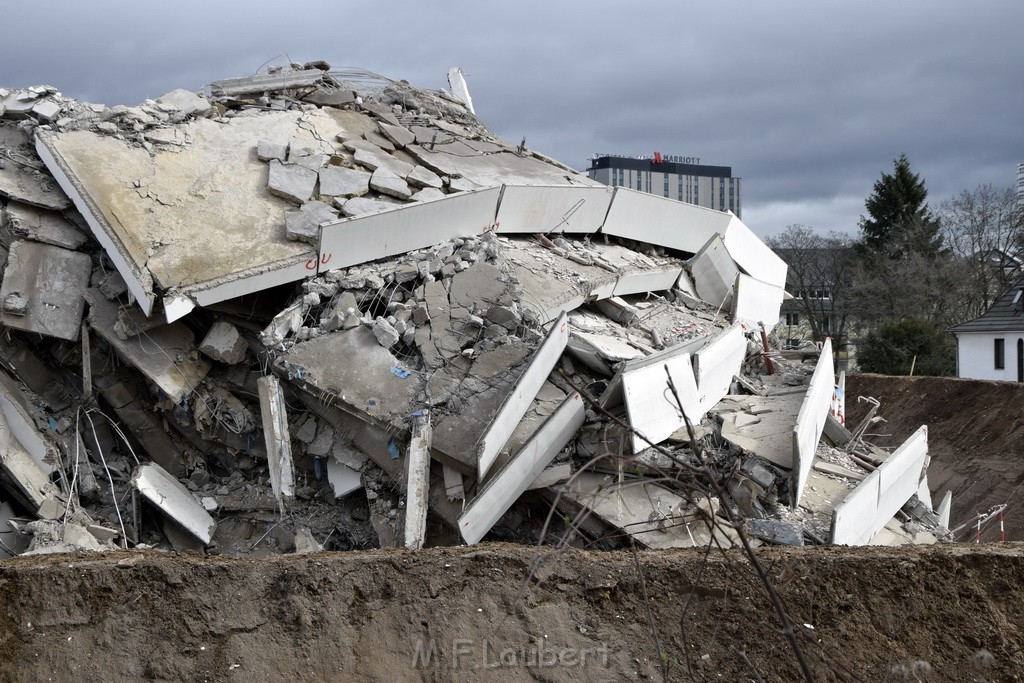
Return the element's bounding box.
[950,279,1024,381]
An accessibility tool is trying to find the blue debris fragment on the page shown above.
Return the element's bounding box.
[387,438,400,459]
[390,366,411,379]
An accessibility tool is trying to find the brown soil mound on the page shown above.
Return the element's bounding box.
[847,373,1024,541]
[2,543,1024,682]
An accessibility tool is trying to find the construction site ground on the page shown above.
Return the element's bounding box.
[847,373,1024,542]
[1,542,1022,681]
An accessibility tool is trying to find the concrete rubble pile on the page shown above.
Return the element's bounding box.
[0,64,950,557]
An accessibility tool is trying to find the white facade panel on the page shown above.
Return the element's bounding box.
[732,274,784,329]
[622,350,701,452]
[602,188,732,256]
[494,185,613,234]
[693,324,747,414]
[318,187,501,272]
[723,215,788,289]
[792,338,834,509]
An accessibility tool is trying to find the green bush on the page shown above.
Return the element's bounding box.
[857,318,955,376]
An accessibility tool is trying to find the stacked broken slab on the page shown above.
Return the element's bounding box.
[0,65,948,556]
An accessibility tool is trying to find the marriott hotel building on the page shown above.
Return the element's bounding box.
[586,153,741,218]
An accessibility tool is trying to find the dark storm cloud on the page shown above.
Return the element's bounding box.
[2,0,1021,237]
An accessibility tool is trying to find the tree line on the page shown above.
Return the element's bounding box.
[766,154,1024,375]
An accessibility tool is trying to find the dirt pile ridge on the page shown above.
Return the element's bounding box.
[847,373,1024,541]
[1,543,1023,681]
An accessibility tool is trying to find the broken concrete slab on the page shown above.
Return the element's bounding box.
[601,188,730,255]
[0,124,71,211]
[378,122,416,149]
[199,321,247,364]
[722,214,788,289]
[336,196,402,217]
[285,200,337,244]
[132,462,216,545]
[37,110,329,315]
[85,289,212,404]
[0,240,92,341]
[410,187,446,203]
[326,458,362,498]
[318,166,370,198]
[0,500,30,557]
[154,88,213,120]
[369,167,412,200]
[459,393,584,545]
[302,85,356,108]
[277,326,418,432]
[210,69,325,97]
[792,338,835,509]
[268,160,319,205]
[258,375,294,506]
[3,201,87,249]
[406,165,443,189]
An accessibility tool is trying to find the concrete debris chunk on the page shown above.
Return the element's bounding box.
[267,159,318,205]
[369,168,412,200]
[302,86,356,108]
[336,196,399,217]
[257,140,288,162]
[132,463,216,546]
[318,165,370,198]
[154,88,213,119]
[0,241,92,341]
[198,321,248,364]
[378,122,416,149]
[4,201,88,249]
[403,414,431,550]
[285,200,337,244]
[258,375,295,508]
[211,69,325,96]
[406,165,443,189]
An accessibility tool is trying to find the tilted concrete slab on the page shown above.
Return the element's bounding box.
[318,187,501,273]
[493,185,613,235]
[723,214,788,289]
[693,324,747,414]
[3,201,88,250]
[621,345,701,453]
[132,462,216,545]
[476,312,571,479]
[36,111,333,316]
[277,327,419,433]
[85,290,211,405]
[689,234,739,309]
[459,393,584,545]
[0,371,57,475]
[0,240,92,341]
[791,338,834,509]
[732,274,784,329]
[0,123,71,211]
[831,426,929,545]
[601,188,732,255]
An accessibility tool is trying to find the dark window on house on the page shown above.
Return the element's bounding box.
[785,313,800,326]
[995,338,1005,369]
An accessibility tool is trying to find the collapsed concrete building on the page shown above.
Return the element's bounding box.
[0,64,949,556]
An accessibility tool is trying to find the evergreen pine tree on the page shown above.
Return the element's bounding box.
[858,154,943,258]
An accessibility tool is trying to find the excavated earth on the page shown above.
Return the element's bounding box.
[1,543,1024,681]
[847,373,1024,541]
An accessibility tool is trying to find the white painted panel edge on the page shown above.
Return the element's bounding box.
[132,462,215,545]
[723,214,788,288]
[791,338,834,508]
[613,267,684,297]
[460,393,584,544]
[732,273,784,329]
[494,185,613,234]
[319,186,501,270]
[602,188,732,255]
[693,324,746,414]
[623,351,700,453]
[830,469,882,545]
[476,312,571,479]
[173,254,315,320]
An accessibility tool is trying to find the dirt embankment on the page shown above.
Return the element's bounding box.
[847,374,1024,541]
[1,543,1023,682]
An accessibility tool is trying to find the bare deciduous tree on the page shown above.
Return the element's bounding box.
[939,183,1024,319]
[766,225,855,351]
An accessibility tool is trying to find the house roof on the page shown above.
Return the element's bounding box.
[949,278,1024,334]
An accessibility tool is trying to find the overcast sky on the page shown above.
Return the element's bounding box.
[2,1,1021,238]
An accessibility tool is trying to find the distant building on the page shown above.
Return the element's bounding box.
[587,153,741,217]
[949,278,1024,381]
